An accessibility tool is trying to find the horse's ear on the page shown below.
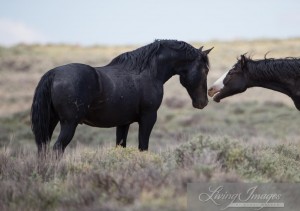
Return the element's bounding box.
[202,47,214,55]
[240,54,247,69]
[199,46,204,51]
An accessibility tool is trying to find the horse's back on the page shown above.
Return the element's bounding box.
[52,63,99,94]
[53,63,96,78]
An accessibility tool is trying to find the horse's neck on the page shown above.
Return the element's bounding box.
[154,62,176,83]
[247,72,294,96]
[99,60,176,84]
[247,70,300,109]
[157,70,175,83]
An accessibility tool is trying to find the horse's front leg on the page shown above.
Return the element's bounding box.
[116,124,130,147]
[138,112,157,151]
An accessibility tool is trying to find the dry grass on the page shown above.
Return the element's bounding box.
[1,136,299,210]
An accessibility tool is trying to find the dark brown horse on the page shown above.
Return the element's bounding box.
[31,40,213,155]
[208,54,300,109]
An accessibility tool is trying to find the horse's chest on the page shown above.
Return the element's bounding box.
[140,88,163,109]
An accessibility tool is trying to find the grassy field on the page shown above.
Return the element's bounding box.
[0,38,300,210]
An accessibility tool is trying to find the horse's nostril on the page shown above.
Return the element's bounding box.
[208,87,213,91]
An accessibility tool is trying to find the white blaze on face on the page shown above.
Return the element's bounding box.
[208,70,229,97]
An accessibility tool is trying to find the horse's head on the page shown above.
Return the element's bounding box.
[208,54,248,102]
[177,47,213,109]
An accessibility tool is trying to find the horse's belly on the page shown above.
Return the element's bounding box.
[82,105,139,128]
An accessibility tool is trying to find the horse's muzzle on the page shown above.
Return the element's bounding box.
[192,100,208,109]
[208,87,219,97]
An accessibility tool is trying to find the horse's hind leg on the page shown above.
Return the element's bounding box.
[53,121,78,156]
[116,124,130,147]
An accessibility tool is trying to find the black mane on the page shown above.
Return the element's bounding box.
[107,39,201,73]
[241,56,300,81]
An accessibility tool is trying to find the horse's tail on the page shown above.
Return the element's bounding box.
[31,70,55,154]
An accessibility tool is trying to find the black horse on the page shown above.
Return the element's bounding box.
[208,54,300,109]
[31,40,213,155]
